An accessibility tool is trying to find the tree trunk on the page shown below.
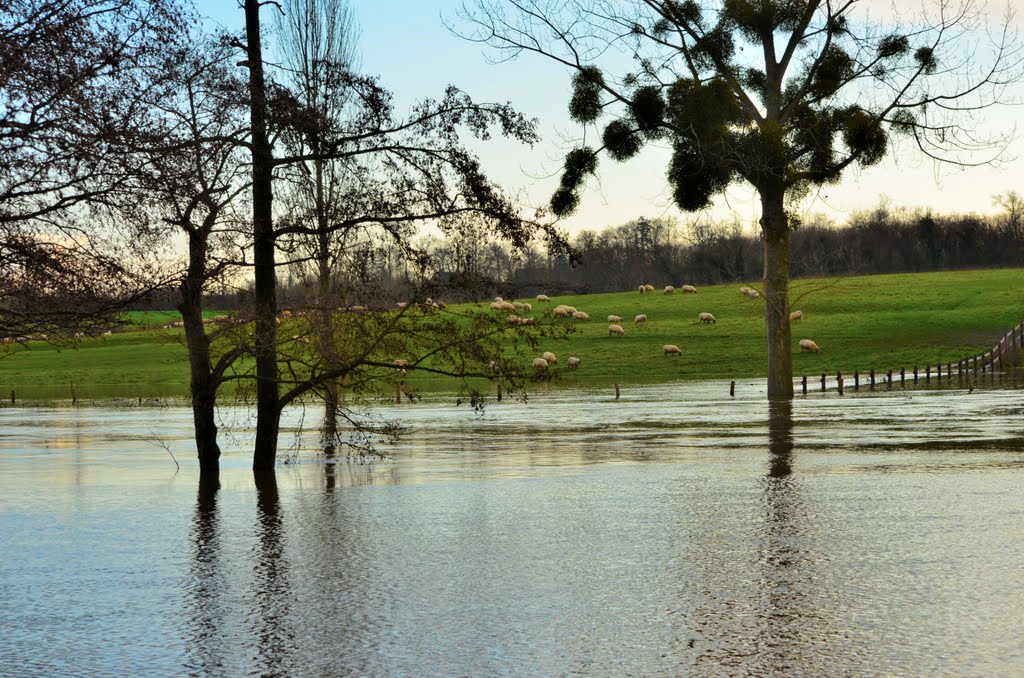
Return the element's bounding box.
[761,190,794,400]
[245,0,281,470]
[179,232,221,474]
[314,156,341,455]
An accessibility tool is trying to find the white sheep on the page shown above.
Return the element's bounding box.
[663,344,682,355]
[607,315,623,323]
[536,294,551,302]
[533,357,549,370]
[634,314,648,325]
[542,351,557,363]
[513,302,524,310]
[645,284,655,292]
[507,315,521,324]
[523,303,532,312]
[101,330,113,336]
[739,286,751,295]
[490,301,504,311]
[681,284,697,294]
[572,311,590,321]
[664,285,674,294]
[789,310,803,322]
[395,302,408,310]
[568,356,581,370]
[638,285,647,294]
[553,307,570,318]
[494,296,504,302]
[799,339,819,352]
[563,305,577,314]
[489,360,499,373]
[608,324,625,336]
[517,317,536,325]
[743,288,760,299]
[698,312,716,324]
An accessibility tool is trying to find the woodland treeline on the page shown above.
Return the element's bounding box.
[272,196,1024,304]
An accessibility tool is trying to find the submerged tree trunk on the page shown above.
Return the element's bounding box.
[314,158,341,454]
[245,0,281,471]
[761,189,794,400]
[179,231,221,473]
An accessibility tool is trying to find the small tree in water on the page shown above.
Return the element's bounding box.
[460,0,1021,399]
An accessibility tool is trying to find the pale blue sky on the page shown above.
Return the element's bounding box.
[204,1,1024,235]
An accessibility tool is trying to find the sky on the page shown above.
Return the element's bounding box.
[205,1,1024,236]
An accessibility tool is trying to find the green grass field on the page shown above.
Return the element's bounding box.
[2,268,1022,400]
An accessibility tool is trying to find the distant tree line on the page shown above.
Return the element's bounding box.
[329,196,1020,300]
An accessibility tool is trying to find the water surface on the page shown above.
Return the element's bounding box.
[2,383,1023,676]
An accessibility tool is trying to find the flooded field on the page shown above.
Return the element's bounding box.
[2,382,1023,676]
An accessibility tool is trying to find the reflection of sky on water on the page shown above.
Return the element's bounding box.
[1,383,1024,675]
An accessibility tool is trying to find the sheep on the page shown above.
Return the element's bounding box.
[572,311,590,321]
[645,284,655,292]
[739,286,751,295]
[536,294,551,302]
[663,344,682,355]
[101,330,113,337]
[681,284,698,294]
[532,357,549,370]
[523,303,532,313]
[789,310,803,322]
[698,312,716,324]
[501,301,516,311]
[608,324,625,336]
[518,316,536,325]
[553,307,570,318]
[507,315,521,324]
[490,301,504,311]
[542,351,557,363]
[494,296,504,302]
[639,285,648,294]
[799,339,820,352]
[742,288,760,299]
[513,302,524,310]
[395,302,408,310]
[664,285,674,294]
[634,314,648,325]
[173,321,185,328]
[568,356,581,370]
[607,315,623,323]
[563,305,577,314]
[488,360,499,373]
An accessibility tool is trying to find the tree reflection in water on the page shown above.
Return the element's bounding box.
[184,475,225,676]
[252,471,295,676]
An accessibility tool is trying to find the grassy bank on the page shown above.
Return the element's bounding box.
[2,268,1022,400]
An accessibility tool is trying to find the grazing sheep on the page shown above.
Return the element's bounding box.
[349,305,367,312]
[739,286,751,295]
[436,300,448,310]
[743,288,760,299]
[553,307,571,318]
[698,312,716,324]
[568,356,581,370]
[507,315,521,324]
[494,296,504,302]
[542,351,557,363]
[101,330,113,337]
[639,285,647,294]
[789,310,803,322]
[634,314,648,325]
[607,315,623,323]
[490,301,504,311]
[608,324,625,336]
[533,357,549,370]
[563,305,577,314]
[663,344,682,355]
[664,285,674,294]
[536,294,551,302]
[799,339,820,352]
[523,303,532,312]
[572,311,590,321]
[645,284,655,292]
[681,284,698,293]
[518,317,537,325]
[396,302,408,310]
[513,302,524,310]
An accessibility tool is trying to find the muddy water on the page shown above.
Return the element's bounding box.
[2,383,1023,676]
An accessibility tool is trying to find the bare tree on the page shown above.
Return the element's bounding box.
[459,0,1022,398]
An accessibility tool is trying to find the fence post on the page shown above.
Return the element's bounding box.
[968,371,974,393]
[854,370,860,390]
[837,373,844,396]
[396,383,401,404]
[9,390,13,406]
[926,365,930,383]
[887,369,893,389]
[614,383,620,401]
[821,373,826,392]
[900,367,906,385]
[730,380,735,397]
[496,383,502,402]
[802,375,807,395]
[914,365,918,384]
[870,368,875,390]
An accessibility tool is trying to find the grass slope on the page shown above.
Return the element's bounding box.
[2,268,1022,399]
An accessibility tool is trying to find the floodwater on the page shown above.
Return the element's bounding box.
[2,383,1024,676]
